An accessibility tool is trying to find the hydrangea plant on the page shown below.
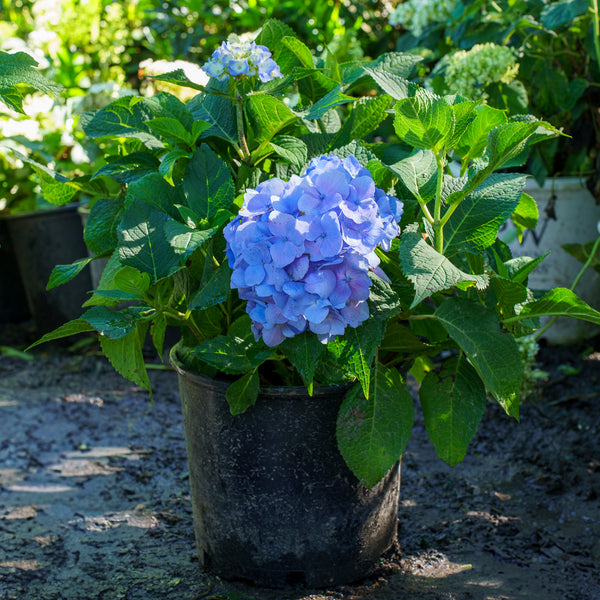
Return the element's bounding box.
[31,23,600,487]
[203,39,283,82]
[433,43,520,101]
[224,154,403,346]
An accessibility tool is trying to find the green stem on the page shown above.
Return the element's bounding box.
[163,308,203,340]
[591,0,600,70]
[433,152,446,254]
[532,234,600,339]
[416,196,435,224]
[232,80,250,162]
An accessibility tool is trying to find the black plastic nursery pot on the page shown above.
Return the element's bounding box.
[0,217,30,324]
[171,345,401,589]
[5,204,92,333]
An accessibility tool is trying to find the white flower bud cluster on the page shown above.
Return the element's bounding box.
[388,0,457,38]
[444,43,519,100]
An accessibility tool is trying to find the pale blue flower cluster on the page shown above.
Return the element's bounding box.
[202,40,282,83]
[224,155,403,346]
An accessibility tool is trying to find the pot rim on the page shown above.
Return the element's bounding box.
[169,342,352,398]
[0,202,83,222]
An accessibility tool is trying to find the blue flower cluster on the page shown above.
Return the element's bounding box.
[224,155,403,346]
[202,40,282,83]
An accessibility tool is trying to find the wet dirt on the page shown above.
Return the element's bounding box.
[0,322,598,600]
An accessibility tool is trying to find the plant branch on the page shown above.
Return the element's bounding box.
[532,234,600,339]
[591,0,600,71]
[433,152,446,253]
[232,80,251,163]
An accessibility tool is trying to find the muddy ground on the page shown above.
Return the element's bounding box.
[0,321,599,600]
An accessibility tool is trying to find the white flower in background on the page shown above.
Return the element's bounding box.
[389,0,457,37]
[139,59,210,102]
[443,43,519,99]
[0,116,42,141]
[30,0,62,26]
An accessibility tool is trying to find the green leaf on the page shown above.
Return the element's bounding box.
[83,251,123,307]
[12,154,82,205]
[226,370,259,416]
[447,96,478,148]
[191,120,212,144]
[26,319,95,350]
[117,199,182,282]
[146,117,193,145]
[187,93,237,143]
[504,254,549,284]
[113,265,151,297]
[328,319,386,398]
[362,66,416,100]
[189,306,224,342]
[183,145,234,219]
[100,324,151,395]
[90,289,140,302]
[540,0,588,30]
[330,140,378,165]
[47,256,94,290]
[434,297,522,418]
[281,36,315,68]
[192,335,254,374]
[33,169,79,205]
[143,92,194,129]
[371,52,423,78]
[455,121,557,204]
[491,276,530,324]
[84,197,123,255]
[510,288,600,326]
[92,152,160,184]
[386,149,438,203]
[188,261,231,311]
[420,355,487,466]
[270,135,308,171]
[0,50,63,114]
[443,173,526,257]
[256,19,298,54]
[454,104,507,164]
[159,149,191,185]
[336,362,413,488]
[280,332,325,395]
[380,321,431,353]
[150,313,167,358]
[164,221,218,260]
[297,85,355,120]
[246,94,297,150]
[127,172,182,220]
[330,94,392,149]
[367,273,402,319]
[393,90,454,152]
[82,305,146,339]
[146,69,206,92]
[510,192,539,242]
[562,240,600,273]
[399,229,489,308]
[83,96,163,149]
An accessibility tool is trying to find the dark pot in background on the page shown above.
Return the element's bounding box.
[0,217,30,324]
[171,345,401,589]
[5,204,92,333]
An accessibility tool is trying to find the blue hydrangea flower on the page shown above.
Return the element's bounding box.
[203,40,283,83]
[224,155,404,346]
